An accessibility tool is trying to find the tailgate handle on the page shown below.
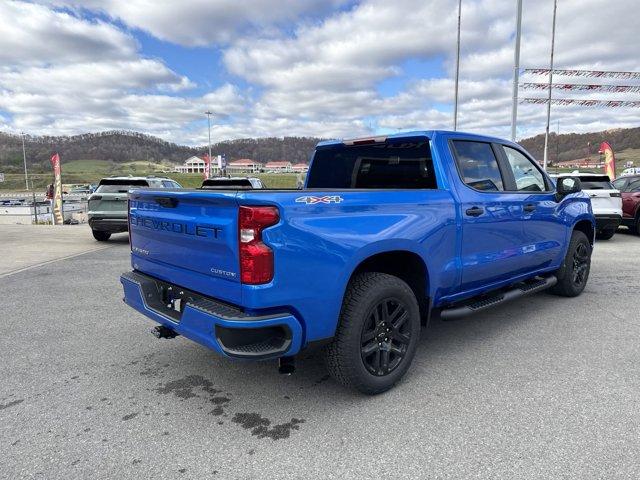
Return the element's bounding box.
[155,196,179,208]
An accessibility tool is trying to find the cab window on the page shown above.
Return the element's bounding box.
[502,146,547,192]
[452,140,504,192]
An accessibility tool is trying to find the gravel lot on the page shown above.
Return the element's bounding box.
[1,226,639,479]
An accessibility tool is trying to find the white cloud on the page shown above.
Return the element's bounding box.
[0,1,137,65]
[40,0,350,46]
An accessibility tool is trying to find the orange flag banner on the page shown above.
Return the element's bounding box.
[599,142,616,181]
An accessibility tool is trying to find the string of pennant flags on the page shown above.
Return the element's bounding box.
[522,98,640,107]
[524,68,640,79]
[521,83,640,93]
[520,68,640,108]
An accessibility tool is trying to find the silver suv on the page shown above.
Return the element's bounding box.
[88,176,181,241]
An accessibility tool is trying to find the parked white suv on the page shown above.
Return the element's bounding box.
[551,172,622,240]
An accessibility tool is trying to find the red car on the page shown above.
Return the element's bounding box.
[613,175,640,235]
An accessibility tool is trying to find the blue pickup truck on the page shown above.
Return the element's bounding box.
[120,130,594,394]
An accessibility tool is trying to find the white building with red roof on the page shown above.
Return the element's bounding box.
[227,159,261,173]
[291,163,309,173]
[264,161,292,173]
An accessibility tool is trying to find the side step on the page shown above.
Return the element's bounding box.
[440,275,557,320]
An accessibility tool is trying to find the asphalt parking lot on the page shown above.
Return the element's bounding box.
[1,225,639,479]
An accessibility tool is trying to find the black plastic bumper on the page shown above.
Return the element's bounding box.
[595,214,622,232]
[89,217,128,233]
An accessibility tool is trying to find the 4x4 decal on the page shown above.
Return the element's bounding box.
[295,195,343,205]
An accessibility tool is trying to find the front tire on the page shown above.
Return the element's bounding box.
[92,230,111,242]
[550,230,591,297]
[324,272,421,395]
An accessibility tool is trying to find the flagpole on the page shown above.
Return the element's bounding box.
[453,0,462,131]
[21,132,29,190]
[510,0,523,141]
[542,0,558,171]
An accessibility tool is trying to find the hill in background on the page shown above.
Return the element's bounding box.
[1,126,640,174]
[519,127,640,163]
[0,130,321,173]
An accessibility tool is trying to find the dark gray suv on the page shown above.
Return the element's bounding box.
[88,176,181,241]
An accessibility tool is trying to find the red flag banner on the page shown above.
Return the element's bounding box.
[599,142,616,181]
[50,153,64,225]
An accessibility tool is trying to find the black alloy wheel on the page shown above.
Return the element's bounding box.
[572,242,589,287]
[360,298,412,376]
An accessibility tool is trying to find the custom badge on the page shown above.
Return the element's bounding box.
[295,195,344,205]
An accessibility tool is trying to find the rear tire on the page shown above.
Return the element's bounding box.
[323,272,421,395]
[92,230,111,242]
[635,215,640,236]
[550,230,591,297]
[596,228,615,240]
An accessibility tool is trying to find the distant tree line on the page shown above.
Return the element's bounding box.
[2,127,640,173]
[519,127,640,164]
[0,130,323,172]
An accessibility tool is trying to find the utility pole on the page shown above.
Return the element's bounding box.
[204,111,213,177]
[21,132,29,190]
[453,0,462,131]
[510,0,523,141]
[542,0,558,171]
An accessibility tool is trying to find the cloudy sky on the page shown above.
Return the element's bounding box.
[0,0,638,145]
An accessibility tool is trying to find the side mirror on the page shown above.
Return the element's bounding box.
[556,176,582,200]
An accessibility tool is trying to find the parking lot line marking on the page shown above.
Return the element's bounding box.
[0,245,114,279]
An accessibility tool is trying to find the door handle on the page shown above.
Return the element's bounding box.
[523,204,536,213]
[465,206,484,217]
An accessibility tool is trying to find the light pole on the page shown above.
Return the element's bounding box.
[542,0,558,171]
[510,0,523,141]
[21,132,29,190]
[453,0,462,131]
[204,111,213,177]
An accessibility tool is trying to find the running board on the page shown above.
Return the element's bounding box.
[440,275,557,320]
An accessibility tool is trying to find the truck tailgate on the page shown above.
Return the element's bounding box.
[129,190,241,303]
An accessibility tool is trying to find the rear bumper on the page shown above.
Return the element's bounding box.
[89,216,128,233]
[595,214,621,231]
[120,271,303,360]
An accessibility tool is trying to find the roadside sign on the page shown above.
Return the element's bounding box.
[0,173,4,182]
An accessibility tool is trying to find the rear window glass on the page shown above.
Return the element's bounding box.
[575,176,613,190]
[202,178,253,189]
[96,179,148,193]
[306,140,436,189]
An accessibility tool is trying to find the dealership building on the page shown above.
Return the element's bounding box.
[227,159,262,174]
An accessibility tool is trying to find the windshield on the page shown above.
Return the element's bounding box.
[307,139,436,189]
[96,179,149,193]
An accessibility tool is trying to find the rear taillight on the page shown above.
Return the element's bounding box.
[238,206,279,284]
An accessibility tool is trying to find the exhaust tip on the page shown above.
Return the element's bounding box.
[278,356,295,375]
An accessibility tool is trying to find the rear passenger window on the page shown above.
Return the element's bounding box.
[612,178,627,191]
[502,146,547,192]
[452,141,504,191]
[628,179,640,192]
